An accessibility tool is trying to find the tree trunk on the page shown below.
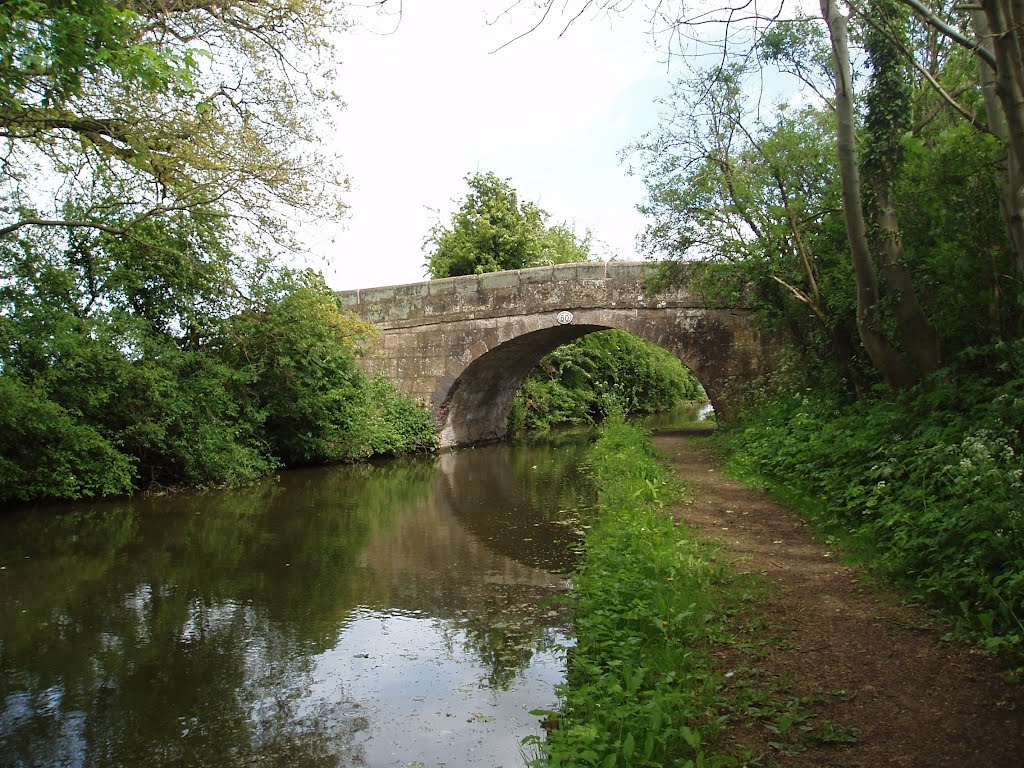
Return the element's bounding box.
[973,6,1024,278]
[819,0,920,389]
[872,186,941,373]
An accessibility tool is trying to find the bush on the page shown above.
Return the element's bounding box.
[0,270,436,504]
[353,375,438,458]
[0,375,136,502]
[723,342,1024,658]
[217,276,436,466]
[511,330,705,433]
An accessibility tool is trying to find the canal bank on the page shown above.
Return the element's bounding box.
[530,423,1022,767]
[654,429,1022,767]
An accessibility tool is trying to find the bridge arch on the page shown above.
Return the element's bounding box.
[337,262,778,448]
[434,313,726,446]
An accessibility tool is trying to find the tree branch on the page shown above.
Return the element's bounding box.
[0,217,128,238]
[893,0,996,68]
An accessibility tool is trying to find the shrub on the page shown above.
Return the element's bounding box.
[0,374,136,502]
[723,342,1024,658]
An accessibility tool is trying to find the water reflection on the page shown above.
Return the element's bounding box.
[438,435,596,574]
[0,437,595,767]
[636,401,715,432]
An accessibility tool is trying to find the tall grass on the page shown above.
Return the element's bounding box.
[527,420,741,767]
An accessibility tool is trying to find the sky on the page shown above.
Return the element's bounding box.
[307,0,678,291]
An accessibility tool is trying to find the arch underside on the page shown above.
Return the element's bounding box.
[434,309,737,448]
[437,324,603,447]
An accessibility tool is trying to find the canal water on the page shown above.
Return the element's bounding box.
[0,434,597,768]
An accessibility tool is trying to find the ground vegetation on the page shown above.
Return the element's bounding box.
[723,346,1024,662]
[525,420,744,767]
[528,421,1023,767]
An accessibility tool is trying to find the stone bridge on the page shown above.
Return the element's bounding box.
[338,261,776,448]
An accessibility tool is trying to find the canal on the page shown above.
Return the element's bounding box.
[0,433,598,768]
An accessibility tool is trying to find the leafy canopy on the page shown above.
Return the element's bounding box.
[1,0,347,247]
[424,171,591,278]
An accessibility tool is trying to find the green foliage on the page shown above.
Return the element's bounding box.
[528,420,740,767]
[0,258,436,504]
[216,272,436,467]
[509,330,705,433]
[0,373,136,501]
[722,343,1024,661]
[0,0,193,109]
[0,6,437,507]
[1,0,346,247]
[861,0,913,196]
[635,15,1022,390]
[0,0,427,504]
[216,275,372,466]
[358,375,440,458]
[759,16,834,95]
[897,126,1020,346]
[634,70,866,384]
[424,171,591,278]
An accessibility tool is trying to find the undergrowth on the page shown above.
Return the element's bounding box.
[720,342,1024,667]
[526,419,742,767]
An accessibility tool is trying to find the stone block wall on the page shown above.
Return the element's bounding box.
[337,261,777,447]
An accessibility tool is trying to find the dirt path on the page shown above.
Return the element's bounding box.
[653,429,1024,768]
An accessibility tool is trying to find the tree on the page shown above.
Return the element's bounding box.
[632,62,868,388]
[424,171,591,278]
[0,1,443,504]
[504,0,1024,381]
[1,0,347,249]
[618,0,1021,388]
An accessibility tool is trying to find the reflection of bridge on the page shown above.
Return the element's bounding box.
[356,443,578,615]
[338,262,776,448]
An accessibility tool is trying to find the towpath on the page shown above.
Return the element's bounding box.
[654,429,1023,768]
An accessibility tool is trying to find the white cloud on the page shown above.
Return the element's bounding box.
[305,1,673,290]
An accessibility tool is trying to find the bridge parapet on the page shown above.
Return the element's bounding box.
[337,261,703,328]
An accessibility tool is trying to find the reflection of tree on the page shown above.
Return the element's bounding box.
[422,436,592,689]
[0,456,436,767]
[437,433,597,574]
[0,441,587,764]
[448,583,570,690]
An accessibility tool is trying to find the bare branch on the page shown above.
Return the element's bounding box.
[0,217,128,238]
[489,0,565,53]
[912,80,980,132]
[849,6,990,133]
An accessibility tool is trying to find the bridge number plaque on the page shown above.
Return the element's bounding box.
[556,311,574,325]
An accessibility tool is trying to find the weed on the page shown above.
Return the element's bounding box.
[806,719,859,746]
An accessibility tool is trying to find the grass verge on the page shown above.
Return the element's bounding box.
[524,419,745,767]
